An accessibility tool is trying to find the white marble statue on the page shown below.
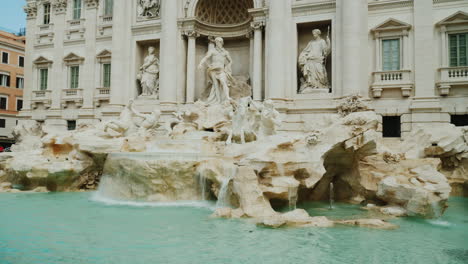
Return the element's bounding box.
[137,46,159,98]
[260,100,282,137]
[137,0,161,18]
[298,28,331,93]
[198,37,233,105]
[130,100,161,136]
[226,98,250,145]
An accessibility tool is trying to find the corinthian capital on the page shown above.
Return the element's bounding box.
[85,0,99,9]
[52,0,67,14]
[251,21,265,31]
[23,2,38,19]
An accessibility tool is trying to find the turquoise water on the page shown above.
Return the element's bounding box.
[0,193,467,264]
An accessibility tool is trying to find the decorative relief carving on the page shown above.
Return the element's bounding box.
[196,0,253,25]
[52,0,67,13]
[85,0,99,9]
[24,2,38,18]
[137,0,161,19]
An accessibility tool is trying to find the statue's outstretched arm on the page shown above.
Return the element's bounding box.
[198,50,212,69]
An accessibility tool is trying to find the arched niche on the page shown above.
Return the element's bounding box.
[185,0,262,18]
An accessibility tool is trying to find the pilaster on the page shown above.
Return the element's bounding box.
[159,0,179,104]
[82,0,99,109]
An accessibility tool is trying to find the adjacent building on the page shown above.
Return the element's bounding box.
[0,30,25,147]
[21,0,468,137]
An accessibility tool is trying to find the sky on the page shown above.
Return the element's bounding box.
[0,0,27,33]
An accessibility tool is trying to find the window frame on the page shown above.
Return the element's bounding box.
[104,0,113,16]
[102,63,111,88]
[16,76,24,89]
[69,66,80,89]
[0,73,10,87]
[1,52,9,64]
[16,98,23,112]
[73,0,82,20]
[448,32,468,67]
[18,56,24,68]
[39,68,49,91]
[0,95,8,110]
[43,3,51,25]
[381,37,402,71]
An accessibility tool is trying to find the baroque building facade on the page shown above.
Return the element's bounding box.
[21,0,468,137]
[0,30,25,146]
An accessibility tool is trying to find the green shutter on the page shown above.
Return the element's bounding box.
[40,69,48,90]
[449,33,468,67]
[382,39,400,71]
[73,0,82,20]
[459,33,467,66]
[103,64,111,88]
[70,66,79,89]
[105,0,113,16]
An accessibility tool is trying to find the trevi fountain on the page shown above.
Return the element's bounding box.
[1,0,468,263]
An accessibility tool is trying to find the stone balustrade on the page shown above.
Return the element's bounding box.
[61,88,84,108]
[371,70,413,98]
[31,90,52,109]
[438,67,468,96]
[94,87,111,107]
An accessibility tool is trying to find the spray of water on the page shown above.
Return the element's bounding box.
[216,166,237,208]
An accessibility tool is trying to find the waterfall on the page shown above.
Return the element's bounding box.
[288,187,298,211]
[197,173,207,201]
[216,166,237,208]
[329,182,334,210]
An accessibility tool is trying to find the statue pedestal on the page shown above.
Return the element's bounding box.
[134,95,160,113]
[300,88,330,94]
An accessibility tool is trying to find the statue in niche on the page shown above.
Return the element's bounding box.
[137,0,161,18]
[298,28,331,94]
[137,46,159,98]
[198,37,252,105]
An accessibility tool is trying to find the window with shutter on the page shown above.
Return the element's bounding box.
[449,33,468,67]
[382,39,401,71]
[103,64,111,88]
[0,97,7,110]
[16,77,24,89]
[40,69,48,90]
[105,0,113,16]
[0,74,9,87]
[16,99,23,111]
[70,66,80,89]
[19,56,24,67]
[1,52,8,64]
[43,3,51,24]
[73,0,82,20]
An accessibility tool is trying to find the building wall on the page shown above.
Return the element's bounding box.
[0,30,25,141]
[21,0,468,137]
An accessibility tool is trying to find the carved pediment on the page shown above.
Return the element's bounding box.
[96,50,112,63]
[372,18,412,33]
[437,11,468,27]
[33,56,53,67]
[64,53,84,64]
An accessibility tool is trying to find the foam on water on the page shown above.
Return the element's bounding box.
[90,192,216,210]
[427,219,452,227]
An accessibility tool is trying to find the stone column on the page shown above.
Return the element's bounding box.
[252,21,264,101]
[339,0,368,96]
[82,0,99,109]
[374,33,381,71]
[159,0,179,104]
[109,0,131,106]
[185,31,199,103]
[265,0,288,99]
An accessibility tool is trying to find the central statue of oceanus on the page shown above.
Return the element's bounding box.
[198,37,251,105]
